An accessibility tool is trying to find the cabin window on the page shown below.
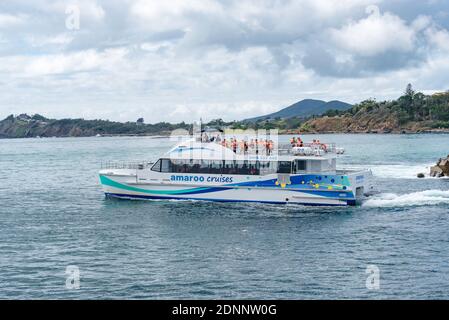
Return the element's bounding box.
[171,159,187,173]
[238,161,250,175]
[248,161,259,175]
[161,159,172,172]
[222,161,260,175]
[322,158,336,172]
[153,159,297,175]
[277,161,292,174]
[293,160,306,172]
[259,161,275,175]
[161,159,265,175]
[199,160,210,174]
[310,160,322,172]
[151,159,161,172]
[208,160,222,174]
[189,159,202,174]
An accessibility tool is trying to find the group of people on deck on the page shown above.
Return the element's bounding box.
[221,138,274,155]
[290,137,327,151]
[199,133,274,155]
[201,133,222,143]
[290,137,304,147]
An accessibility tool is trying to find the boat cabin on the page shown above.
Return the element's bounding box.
[150,156,336,176]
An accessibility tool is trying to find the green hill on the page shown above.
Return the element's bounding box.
[2,86,448,138]
[0,114,190,138]
[244,99,352,122]
[301,89,449,133]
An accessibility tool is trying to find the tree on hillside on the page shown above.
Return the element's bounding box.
[405,83,415,97]
[398,83,416,116]
[207,118,226,127]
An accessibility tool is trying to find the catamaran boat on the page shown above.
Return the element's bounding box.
[99,135,374,206]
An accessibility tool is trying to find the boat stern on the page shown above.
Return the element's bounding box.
[346,169,375,200]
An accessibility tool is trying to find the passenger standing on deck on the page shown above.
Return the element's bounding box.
[232,138,237,153]
[267,140,273,155]
[244,140,249,154]
[290,137,297,147]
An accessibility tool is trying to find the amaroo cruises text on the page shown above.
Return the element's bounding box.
[170,175,233,183]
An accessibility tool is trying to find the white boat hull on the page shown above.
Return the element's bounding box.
[99,170,374,206]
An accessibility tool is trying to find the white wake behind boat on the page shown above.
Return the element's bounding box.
[99,136,374,206]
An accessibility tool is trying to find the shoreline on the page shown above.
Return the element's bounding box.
[2,130,449,139]
[282,130,449,135]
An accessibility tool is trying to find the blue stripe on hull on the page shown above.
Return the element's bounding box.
[100,174,355,199]
[104,192,352,206]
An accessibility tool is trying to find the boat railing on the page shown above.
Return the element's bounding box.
[208,141,339,156]
[277,142,338,155]
[336,167,371,174]
[101,160,154,170]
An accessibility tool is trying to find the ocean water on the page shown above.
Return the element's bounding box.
[1,134,449,299]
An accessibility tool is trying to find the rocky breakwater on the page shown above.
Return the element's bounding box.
[430,155,449,177]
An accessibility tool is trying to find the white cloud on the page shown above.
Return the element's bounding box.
[0,0,449,122]
[130,0,221,31]
[0,48,128,77]
[330,8,415,56]
[27,33,74,47]
[80,1,105,20]
[426,27,449,52]
[47,0,105,20]
[412,15,432,31]
[0,13,27,28]
[131,0,219,17]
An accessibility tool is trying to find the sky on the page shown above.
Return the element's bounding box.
[1,0,449,123]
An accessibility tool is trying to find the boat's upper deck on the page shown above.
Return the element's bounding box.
[167,138,343,162]
[101,136,347,175]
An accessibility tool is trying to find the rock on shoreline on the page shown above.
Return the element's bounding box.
[430,156,449,177]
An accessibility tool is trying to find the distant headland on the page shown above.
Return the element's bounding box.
[1,86,448,138]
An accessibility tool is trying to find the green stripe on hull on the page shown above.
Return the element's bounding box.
[99,175,209,195]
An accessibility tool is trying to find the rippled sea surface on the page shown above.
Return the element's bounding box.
[1,134,449,299]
